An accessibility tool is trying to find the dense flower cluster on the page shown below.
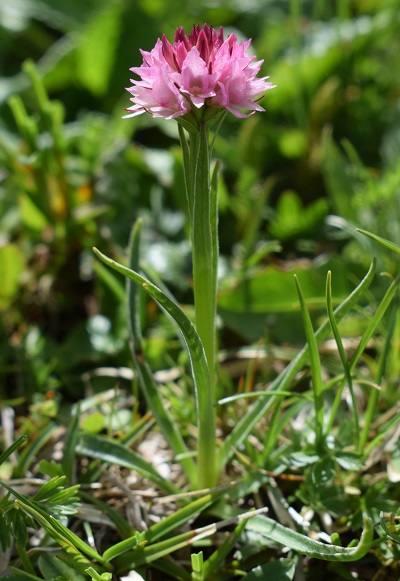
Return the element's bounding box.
[125,24,275,120]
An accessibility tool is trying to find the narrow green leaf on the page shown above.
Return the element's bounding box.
[217,258,376,471]
[0,435,27,466]
[6,567,45,581]
[295,275,324,446]
[32,476,67,501]
[22,60,49,113]
[360,298,398,452]
[348,274,400,372]
[76,433,177,494]
[14,423,58,478]
[107,229,193,347]
[115,529,196,571]
[218,391,312,405]
[102,535,142,563]
[246,513,373,561]
[357,229,400,256]
[126,220,196,485]
[202,519,247,579]
[93,245,213,487]
[326,271,359,447]
[103,490,225,562]
[145,490,224,543]
[62,405,80,484]
[80,491,133,539]
[92,259,125,302]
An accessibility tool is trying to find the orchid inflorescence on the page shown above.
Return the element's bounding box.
[122,24,275,489]
[125,24,275,121]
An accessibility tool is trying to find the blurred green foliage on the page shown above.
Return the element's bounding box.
[1,0,400,398]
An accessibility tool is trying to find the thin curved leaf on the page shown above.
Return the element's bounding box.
[246,513,373,562]
[357,229,400,255]
[126,219,196,485]
[93,245,215,487]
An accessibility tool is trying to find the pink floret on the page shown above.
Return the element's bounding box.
[125,24,275,120]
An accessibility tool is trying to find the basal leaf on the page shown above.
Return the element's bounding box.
[246,513,373,562]
[76,433,177,494]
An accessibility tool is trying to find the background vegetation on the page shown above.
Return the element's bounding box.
[1,0,400,579]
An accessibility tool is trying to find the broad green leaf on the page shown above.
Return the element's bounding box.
[270,191,327,241]
[19,194,48,231]
[218,257,351,342]
[38,553,86,581]
[80,411,106,434]
[76,433,177,494]
[76,1,124,96]
[0,244,25,309]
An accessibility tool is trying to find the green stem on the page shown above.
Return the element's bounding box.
[190,122,217,394]
[179,118,218,487]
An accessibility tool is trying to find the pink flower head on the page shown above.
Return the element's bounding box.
[125,24,275,121]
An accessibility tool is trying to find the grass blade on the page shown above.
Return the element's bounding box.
[14,423,58,478]
[326,273,400,434]
[359,297,398,452]
[326,271,359,448]
[294,275,325,449]
[62,404,80,485]
[357,228,400,256]
[217,259,376,471]
[0,435,27,466]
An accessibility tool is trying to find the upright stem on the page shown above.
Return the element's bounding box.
[180,119,218,487]
[191,122,217,398]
